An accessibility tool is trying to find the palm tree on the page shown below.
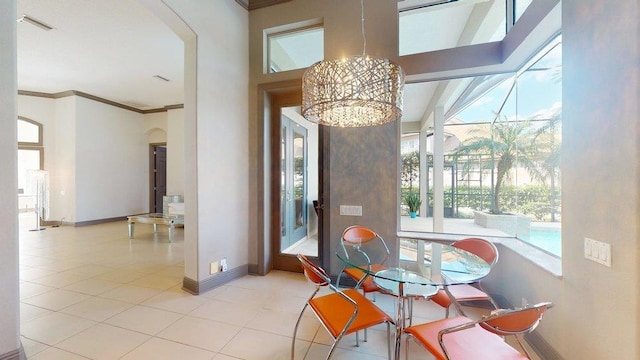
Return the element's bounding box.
[453,118,537,214]
[529,108,562,221]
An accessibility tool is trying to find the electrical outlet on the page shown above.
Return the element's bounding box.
[210,261,219,274]
[220,258,228,272]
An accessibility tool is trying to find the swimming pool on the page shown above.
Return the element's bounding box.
[520,228,562,256]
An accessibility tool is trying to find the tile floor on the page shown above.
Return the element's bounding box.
[17,217,535,359]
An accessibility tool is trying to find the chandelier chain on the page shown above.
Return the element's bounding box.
[361,0,366,57]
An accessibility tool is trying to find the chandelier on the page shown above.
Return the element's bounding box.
[301,1,405,127]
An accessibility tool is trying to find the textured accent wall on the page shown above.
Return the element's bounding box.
[327,122,399,274]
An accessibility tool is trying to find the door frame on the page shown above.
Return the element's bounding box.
[256,80,327,275]
[269,90,303,272]
[268,88,326,273]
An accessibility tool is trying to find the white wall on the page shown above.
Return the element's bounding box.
[163,0,249,281]
[490,1,640,358]
[0,0,20,356]
[144,111,168,144]
[166,108,185,196]
[558,0,638,357]
[18,94,151,223]
[75,97,148,221]
[53,96,77,222]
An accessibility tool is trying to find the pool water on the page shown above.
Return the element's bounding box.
[521,229,562,256]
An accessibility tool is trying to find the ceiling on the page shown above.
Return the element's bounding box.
[16,0,505,119]
[17,0,184,111]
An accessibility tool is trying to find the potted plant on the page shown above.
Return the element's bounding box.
[404,190,422,218]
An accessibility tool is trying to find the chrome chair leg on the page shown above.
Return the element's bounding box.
[291,303,308,360]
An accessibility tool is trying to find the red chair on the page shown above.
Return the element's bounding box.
[405,302,552,360]
[336,225,390,299]
[292,254,394,360]
[430,237,499,317]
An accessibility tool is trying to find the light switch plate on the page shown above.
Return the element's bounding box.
[584,237,611,267]
[340,205,362,216]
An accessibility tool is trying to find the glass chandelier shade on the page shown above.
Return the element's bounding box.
[302,55,405,127]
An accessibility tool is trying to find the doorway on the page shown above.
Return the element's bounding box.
[270,92,320,272]
[150,144,167,213]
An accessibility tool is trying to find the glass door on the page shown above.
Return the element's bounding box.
[280,116,308,253]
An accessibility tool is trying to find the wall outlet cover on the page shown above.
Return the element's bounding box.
[210,261,219,274]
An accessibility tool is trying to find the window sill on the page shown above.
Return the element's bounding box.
[397,231,562,278]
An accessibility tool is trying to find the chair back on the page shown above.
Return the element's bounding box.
[339,225,390,267]
[480,302,552,336]
[298,254,330,287]
[342,225,377,246]
[453,237,498,266]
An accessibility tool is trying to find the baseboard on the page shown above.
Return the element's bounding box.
[74,216,127,227]
[0,344,26,360]
[526,330,564,359]
[182,264,248,295]
[248,263,259,275]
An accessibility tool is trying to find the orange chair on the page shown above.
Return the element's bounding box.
[336,225,390,299]
[405,302,552,360]
[292,254,394,360]
[430,237,499,317]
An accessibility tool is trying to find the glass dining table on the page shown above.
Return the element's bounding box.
[336,241,491,360]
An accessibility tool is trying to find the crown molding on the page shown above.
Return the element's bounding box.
[17,90,183,114]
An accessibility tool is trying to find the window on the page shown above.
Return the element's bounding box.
[514,0,533,23]
[400,36,562,257]
[267,25,323,73]
[398,0,506,56]
[17,117,44,194]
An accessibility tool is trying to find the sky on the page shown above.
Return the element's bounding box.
[455,39,562,124]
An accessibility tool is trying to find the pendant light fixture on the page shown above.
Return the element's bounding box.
[302,0,405,127]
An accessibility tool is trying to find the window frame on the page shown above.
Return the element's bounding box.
[17,117,45,189]
[265,21,324,74]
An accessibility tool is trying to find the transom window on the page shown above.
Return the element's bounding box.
[398,0,534,56]
[266,24,324,73]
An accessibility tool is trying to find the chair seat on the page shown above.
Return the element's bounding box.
[343,264,386,293]
[405,316,528,360]
[447,284,492,301]
[431,284,492,309]
[309,289,393,338]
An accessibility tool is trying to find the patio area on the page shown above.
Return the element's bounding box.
[400,215,512,236]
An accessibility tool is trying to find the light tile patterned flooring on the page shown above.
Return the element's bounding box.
[17,216,532,359]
